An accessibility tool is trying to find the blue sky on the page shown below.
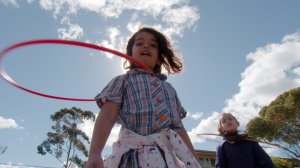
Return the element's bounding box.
[1,0,300,167]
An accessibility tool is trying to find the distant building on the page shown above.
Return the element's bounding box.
[195,150,215,168]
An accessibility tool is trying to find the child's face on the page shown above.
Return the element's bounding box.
[220,114,239,134]
[132,31,159,71]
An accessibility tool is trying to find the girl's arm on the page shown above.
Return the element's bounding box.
[215,144,226,168]
[85,100,119,168]
[177,127,199,161]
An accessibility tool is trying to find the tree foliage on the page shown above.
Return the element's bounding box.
[37,107,95,168]
[272,157,293,168]
[246,87,300,159]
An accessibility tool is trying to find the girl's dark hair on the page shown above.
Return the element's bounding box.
[123,26,183,74]
[217,113,239,136]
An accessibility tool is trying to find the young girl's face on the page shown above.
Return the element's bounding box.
[132,31,159,71]
[220,114,239,134]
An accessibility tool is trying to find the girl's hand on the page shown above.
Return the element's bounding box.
[85,154,104,168]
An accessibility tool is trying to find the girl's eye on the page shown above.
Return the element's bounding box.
[150,43,158,48]
[135,42,143,46]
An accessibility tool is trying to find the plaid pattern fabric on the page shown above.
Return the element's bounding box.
[95,68,187,135]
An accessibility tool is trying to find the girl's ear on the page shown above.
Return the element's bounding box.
[237,121,240,127]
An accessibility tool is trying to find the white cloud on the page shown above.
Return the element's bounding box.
[282,31,300,43]
[0,0,19,7]
[27,0,34,4]
[78,117,94,140]
[80,114,120,147]
[189,31,300,147]
[0,116,18,129]
[127,21,143,35]
[37,0,199,43]
[189,112,220,144]
[227,32,300,118]
[3,0,199,52]
[39,0,52,10]
[57,20,83,40]
[162,6,199,36]
[106,125,121,146]
[39,0,189,18]
[76,0,106,12]
[0,162,37,168]
[186,111,203,120]
[96,27,125,59]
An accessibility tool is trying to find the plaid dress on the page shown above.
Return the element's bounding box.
[95,68,200,167]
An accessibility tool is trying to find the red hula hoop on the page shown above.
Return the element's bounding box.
[0,39,150,101]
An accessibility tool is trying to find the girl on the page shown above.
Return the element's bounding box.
[215,113,275,168]
[86,26,201,168]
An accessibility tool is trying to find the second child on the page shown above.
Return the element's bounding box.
[215,113,275,168]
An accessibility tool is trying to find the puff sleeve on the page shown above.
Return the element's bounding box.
[95,75,126,109]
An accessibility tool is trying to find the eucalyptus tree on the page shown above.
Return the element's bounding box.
[246,87,300,160]
[37,107,95,168]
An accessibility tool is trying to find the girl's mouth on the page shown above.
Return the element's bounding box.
[141,54,150,57]
[141,51,151,57]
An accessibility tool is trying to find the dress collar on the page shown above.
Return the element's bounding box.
[127,68,167,81]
